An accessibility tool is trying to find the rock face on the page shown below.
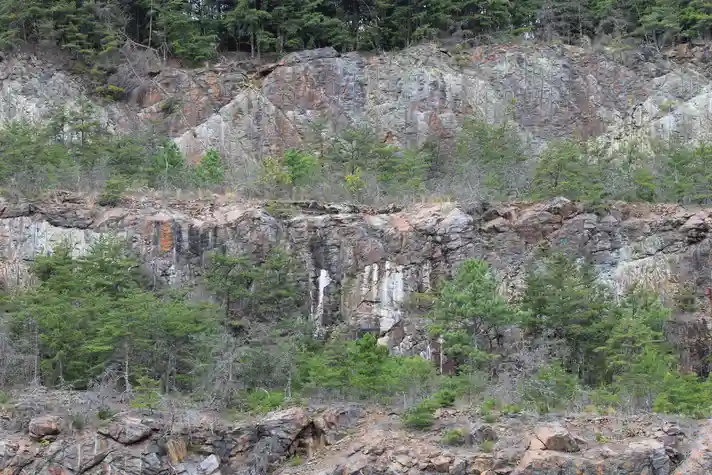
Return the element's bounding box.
[173,42,712,162]
[97,416,153,444]
[4,43,712,165]
[2,195,712,362]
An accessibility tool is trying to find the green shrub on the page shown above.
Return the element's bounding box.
[245,389,285,414]
[130,376,162,414]
[70,413,86,430]
[402,399,438,430]
[97,407,117,420]
[264,200,298,219]
[433,388,457,408]
[441,428,466,445]
[480,398,498,412]
[94,84,125,101]
[0,391,11,405]
[149,141,186,187]
[299,334,438,402]
[196,148,225,186]
[480,439,494,453]
[483,413,499,423]
[523,362,581,414]
[502,403,522,415]
[653,372,712,419]
[98,175,128,206]
[288,454,303,466]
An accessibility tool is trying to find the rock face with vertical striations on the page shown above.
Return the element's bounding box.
[5,42,712,166]
[1,194,712,369]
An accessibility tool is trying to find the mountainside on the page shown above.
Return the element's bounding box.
[6,38,712,475]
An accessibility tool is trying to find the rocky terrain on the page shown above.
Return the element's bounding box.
[0,388,709,475]
[4,40,712,166]
[5,40,712,474]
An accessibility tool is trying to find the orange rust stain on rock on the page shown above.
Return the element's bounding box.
[160,221,174,253]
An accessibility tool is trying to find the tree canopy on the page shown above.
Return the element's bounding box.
[0,0,707,65]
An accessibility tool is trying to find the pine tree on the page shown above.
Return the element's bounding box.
[196,148,226,186]
[429,259,519,371]
[520,252,612,384]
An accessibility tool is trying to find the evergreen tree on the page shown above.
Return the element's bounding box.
[196,148,226,186]
[6,238,219,390]
[520,252,612,384]
[429,259,520,371]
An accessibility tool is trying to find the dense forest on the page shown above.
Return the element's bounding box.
[0,0,711,65]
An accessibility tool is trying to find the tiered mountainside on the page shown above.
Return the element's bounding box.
[5,33,712,475]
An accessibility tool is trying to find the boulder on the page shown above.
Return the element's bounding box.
[98,416,152,444]
[470,424,499,444]
[429,454,452,472]
[532,424,580,452]
[28,415,62,439]
[199,454,221,474]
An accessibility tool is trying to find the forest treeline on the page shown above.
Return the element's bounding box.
[0,0,711,65]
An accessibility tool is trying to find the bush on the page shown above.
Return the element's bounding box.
[653,372,712,419]
[131,376,162,414]
[70,413,86,430]
[402,385,460,431]
[0,391,11,405]
[149,141,186,187]
[245,389,286,414]
[441,428,466,445]
[433,388,457,408]
[402,398,439,430]
[523,362,581,414]
[98,175,128,206]
[97,407,117,420]
[299,334,438,402]
[196,148,225,186]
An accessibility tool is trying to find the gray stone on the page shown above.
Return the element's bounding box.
[199,454,220,474]
[470,424,498,444]
[28,415,62,439]
[533,424,580,452]
[98,416,153,444]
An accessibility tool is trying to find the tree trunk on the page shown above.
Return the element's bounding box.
[124,341,131,393]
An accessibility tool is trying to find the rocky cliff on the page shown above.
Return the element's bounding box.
[2,194,712,369]
[4,41,712,166]
[1,389,711,475]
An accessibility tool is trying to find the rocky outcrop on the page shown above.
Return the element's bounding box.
[277,410,703,475]
[3,396,706,475]
[173,42,712,162]
[5,42,712,165]
[0,46,248,139]
[3,195,712,361]
[2,195,712,361]
[0,402,363,475]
